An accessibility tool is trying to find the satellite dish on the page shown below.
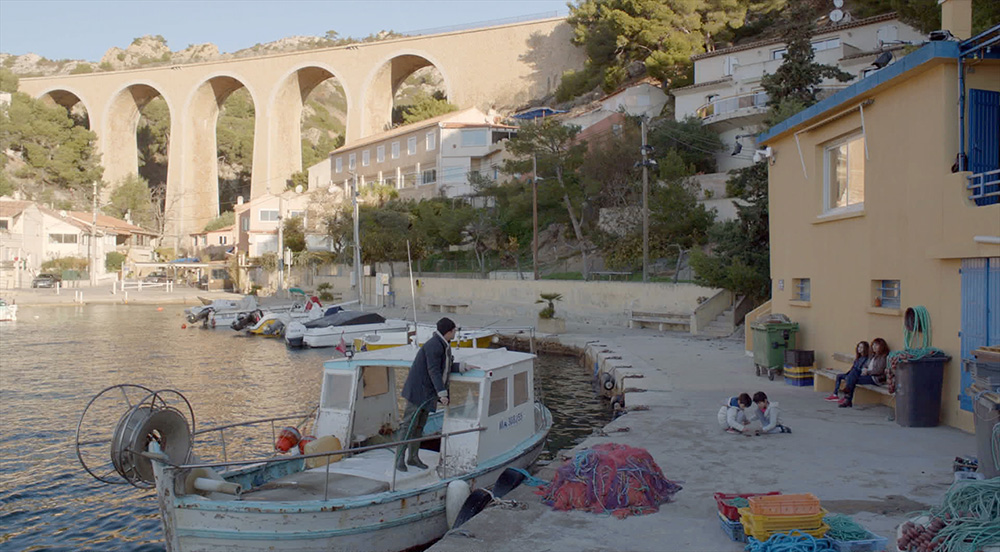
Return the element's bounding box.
[59,210,67,217]
[833,0,844,8]
[830,9,844,23]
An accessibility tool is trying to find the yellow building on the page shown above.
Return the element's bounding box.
[757,27,1000,430]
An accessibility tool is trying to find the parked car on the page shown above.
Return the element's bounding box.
[31,273,62,288]
[143,271,171,283]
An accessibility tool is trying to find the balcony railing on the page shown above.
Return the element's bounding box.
[967,169,1000,206]
[696,91,768,119]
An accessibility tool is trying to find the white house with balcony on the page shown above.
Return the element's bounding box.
[672,12,923,172]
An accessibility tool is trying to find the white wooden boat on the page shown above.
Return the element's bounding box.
[355,323,498,351]
[284,310,409,348]
[76,347,552,552]
[0,298,16,322]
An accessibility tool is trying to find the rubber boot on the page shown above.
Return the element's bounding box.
[406,442,428,469]
[395,449,408,472]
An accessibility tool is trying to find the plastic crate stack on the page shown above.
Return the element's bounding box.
[784,349,815,387]
[713,492,781,543]
[740,493,829,542]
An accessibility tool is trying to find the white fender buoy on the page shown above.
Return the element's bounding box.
[446,480,471,529]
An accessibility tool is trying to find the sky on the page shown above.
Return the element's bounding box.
[0,0,571,61]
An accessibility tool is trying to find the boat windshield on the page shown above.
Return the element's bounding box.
[446,381,480,420]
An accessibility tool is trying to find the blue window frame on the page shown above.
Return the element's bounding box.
[876,280,901,309]
[967,89,999,206]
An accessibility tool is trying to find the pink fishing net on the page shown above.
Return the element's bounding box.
[537,443,682,519]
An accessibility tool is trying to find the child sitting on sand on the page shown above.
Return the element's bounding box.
[752,391,791,434]
[717,393,754,435]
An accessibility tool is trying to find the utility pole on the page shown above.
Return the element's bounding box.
[640,117,650,283]
[532,153,539,281]
[352,174,363,309]
[91,181,98,286]
[277,192,284,291]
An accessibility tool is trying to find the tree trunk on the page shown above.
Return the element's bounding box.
[555,165,589,280]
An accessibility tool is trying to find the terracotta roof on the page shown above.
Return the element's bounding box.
[671,77,734,93]
[331,108,488,153]
[439,122,517,130]
[36,206,93,232]
[68,211,156,235]
[0,200,33,218]
[599,77,663,102]
[691,13,899,61]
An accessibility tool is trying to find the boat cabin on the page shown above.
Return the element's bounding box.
[314,347,538,475]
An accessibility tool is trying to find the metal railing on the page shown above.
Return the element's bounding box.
[170,412,485,495]
[401,11,560,37]
[696,91,768,119]
[967,169,1000,206]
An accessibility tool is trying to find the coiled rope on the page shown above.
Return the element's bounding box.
[907,478,1000,552]
[743,531,835,552]
[822,514,869,541]
[886,306,945,392]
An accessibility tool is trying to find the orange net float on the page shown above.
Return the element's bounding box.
[275,427,301,452]
[298,435,316,454]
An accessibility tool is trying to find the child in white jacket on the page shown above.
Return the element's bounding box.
[717,393,753,434]
[752,391,792,434]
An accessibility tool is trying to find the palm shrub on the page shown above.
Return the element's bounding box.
[536,292,563,319]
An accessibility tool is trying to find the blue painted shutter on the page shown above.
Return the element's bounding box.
[960,257,1000,411]
[968,89,1000,205]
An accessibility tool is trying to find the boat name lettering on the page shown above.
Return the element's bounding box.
[498,412,523,430]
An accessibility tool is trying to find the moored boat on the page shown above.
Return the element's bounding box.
[0,298,17,322]
[284,310,409,348]
[76,347,552,552]
[355,323,498,351]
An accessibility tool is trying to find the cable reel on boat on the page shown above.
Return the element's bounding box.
[76,384,196,489]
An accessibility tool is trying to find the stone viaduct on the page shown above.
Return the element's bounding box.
[17,17,582,242]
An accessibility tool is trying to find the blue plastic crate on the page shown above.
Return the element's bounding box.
[830,530,888,552]
[784,376,814,387]
[719,512,747,543]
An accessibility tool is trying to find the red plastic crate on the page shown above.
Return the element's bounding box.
[713,492,781,521]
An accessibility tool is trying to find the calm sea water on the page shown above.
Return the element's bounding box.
[0,304,610,551]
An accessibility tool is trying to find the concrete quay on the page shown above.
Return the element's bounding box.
[4,291,977,551]
[1,283,243,307]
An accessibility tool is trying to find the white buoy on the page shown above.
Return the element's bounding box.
[446,480,471,529]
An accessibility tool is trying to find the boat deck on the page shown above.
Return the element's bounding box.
[241,449,442,502]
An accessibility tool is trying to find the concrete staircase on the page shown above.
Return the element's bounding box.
[701,306,735,337]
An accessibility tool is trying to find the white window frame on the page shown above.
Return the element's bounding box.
[335,157,342,173]
[376,145,385,163]
[407,136,417,155]
[460,129,488,147]
[771,48,786,60]
[822,133,866,214]
[362,150,370,167]
[348,153,356,170]
[425,131,436,151]
[793,278,811,302]
[259,209,279,222]
[391,141,400,159]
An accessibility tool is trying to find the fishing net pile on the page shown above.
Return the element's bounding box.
[536,443,682,519]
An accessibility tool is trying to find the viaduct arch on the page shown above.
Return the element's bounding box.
[18,17,582,244]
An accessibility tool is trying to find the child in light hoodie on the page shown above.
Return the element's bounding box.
[717,393,754,434]
[752,391,791,434]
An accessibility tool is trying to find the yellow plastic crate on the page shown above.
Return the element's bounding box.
[748,493,821,516]
[783,365,814,376]
[739,507,829,541]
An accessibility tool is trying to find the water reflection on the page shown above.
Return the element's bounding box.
[0,305,610,550]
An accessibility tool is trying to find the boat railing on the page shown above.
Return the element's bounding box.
[159,425,486,496]
[191,410,319,465]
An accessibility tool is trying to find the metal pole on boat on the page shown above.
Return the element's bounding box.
[407,241,418,331]
[352,174,363,310]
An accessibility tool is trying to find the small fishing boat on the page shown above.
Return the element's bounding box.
[76,347,552,552]
[0,298,17,322]
[355,323,498,351]
[284,310,409,348]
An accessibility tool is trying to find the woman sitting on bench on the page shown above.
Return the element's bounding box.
[825,341,870,402]
[839,337,889,408]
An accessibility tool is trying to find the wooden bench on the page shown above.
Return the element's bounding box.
[426,301,469,314]
[628,310,691,332]
[813,352,893,406]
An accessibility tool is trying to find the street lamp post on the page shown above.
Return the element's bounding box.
[277,192,284,291]
[352,173,363,309]
[532,154,539,281]
[91,181,98,287]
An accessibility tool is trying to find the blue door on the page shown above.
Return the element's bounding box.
[968,89,1000,205]
[960,257,1000,411]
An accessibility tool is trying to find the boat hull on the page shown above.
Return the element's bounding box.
[302,322,409,348]
[153,416,549,552]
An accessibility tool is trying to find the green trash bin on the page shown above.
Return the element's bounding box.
[751,317,799,380]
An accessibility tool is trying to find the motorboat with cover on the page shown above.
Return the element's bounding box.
[232,296,328,333]
[354,323,498,351]
[0,298,16,322]
[284,310,408,348]
[75,347,552,552]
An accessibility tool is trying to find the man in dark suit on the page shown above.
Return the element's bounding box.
[397,317,461,471]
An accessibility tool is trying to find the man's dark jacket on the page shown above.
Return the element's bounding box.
[402,334,453,413]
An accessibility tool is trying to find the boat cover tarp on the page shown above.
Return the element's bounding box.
[536,443,682,519]
[304,310,386,329]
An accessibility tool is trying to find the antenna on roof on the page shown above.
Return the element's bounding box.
[830,0,846,24]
